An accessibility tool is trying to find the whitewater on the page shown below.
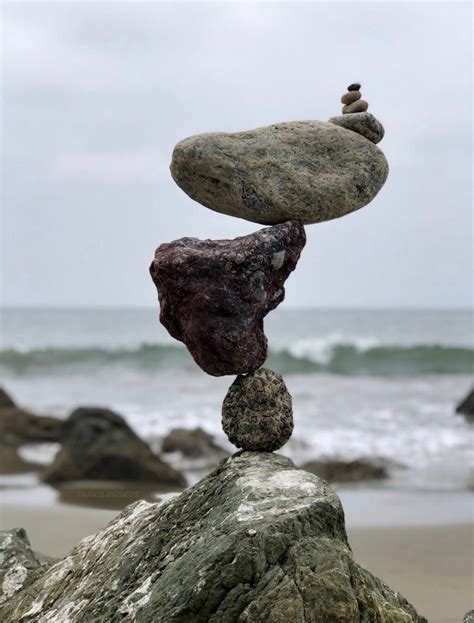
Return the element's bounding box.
[1,307,472,491]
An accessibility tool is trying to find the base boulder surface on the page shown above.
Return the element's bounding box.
[3,453,426,622]
[0,529,52,607]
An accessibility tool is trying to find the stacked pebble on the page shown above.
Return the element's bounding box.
[341,82,369,114]
[150,84,388,453]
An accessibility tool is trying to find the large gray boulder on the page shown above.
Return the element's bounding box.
[171,120,389,225]
[2,452,425,622]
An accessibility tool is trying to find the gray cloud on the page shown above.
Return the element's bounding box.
[1,1,472,308]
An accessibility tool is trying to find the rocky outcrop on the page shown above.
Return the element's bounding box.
[456,388,474,423]
[41,407,186,488]
[3,453,426,622]
[161,427,225,458]
[150,221,305,376]
[0,529,52,607]
[222,368,293,451]
[170,120,389,225]
[0,387,62,446]
[301,458,388,483]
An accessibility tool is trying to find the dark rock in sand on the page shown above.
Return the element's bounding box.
[150,221,305,376]
[329,112,385,144]
[464,610,474,623]
[0,443,43,474]
[162,427,225,458]
[41,407,186,489]
[0,529,52,607]
[2,453,426,622]
[170,120,389,225]
[0,407,63,446]
[301,458,389,483]
[455,388,474,423]
[222,368,293,451]
[0,387,15,409]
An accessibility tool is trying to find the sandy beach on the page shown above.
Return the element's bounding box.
[2,490,472,623]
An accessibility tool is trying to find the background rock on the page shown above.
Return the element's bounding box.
[3,453,426,622]
[0,388,15,409]
[0,444,43,474]
[41,407,186,488]
[150,221,305,376]
[455,388,474,423]
[171,120,388,225]
[0,387,62,446]
[301,458,388,483]
[329,112,385,144]
[161,427,225,458]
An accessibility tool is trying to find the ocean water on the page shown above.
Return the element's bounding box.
[1,307,473,492]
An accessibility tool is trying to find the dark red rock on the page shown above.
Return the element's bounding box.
[150,221,306,376]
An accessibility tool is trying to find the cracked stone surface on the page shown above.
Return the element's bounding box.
[170,120,388,225]
[222,368,293,451]
[2,452,426,622]
[150,221,306,376]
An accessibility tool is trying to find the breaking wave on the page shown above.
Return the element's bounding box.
[1,339,473,376]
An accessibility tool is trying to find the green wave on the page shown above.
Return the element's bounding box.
[0,342,473,376]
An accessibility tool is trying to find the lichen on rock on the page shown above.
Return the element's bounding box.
[2,452,426,622]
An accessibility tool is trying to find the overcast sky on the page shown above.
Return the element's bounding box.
[1,1,472,309]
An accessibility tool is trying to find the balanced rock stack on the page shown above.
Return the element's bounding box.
[330,82,385,144]
[150,84,389,453]
[341,82,368,113]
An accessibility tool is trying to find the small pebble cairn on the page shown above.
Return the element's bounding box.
[150,83,387,453]
[341,82,368,114]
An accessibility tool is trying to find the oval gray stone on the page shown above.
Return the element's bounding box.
[342,100,369,114]
[328,112,385,144]
[341,91,361,105]
[171,120,389,225]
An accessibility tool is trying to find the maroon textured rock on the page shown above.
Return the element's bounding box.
[150,221,306,376]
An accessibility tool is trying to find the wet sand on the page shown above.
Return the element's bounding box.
[1,499,472,622]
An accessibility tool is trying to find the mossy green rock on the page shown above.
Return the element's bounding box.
[2,453,426,622]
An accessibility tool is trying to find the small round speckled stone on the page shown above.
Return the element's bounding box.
[348,82,361,91]
[222,368,293,452]
[341,91,361,105]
